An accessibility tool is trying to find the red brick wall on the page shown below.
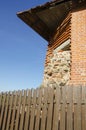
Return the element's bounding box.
[71,9,86,85]
[45,13,71,66]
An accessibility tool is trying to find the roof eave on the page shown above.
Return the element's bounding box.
[17,0,86,42]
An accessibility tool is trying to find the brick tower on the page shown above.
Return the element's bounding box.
[17,0,86,86]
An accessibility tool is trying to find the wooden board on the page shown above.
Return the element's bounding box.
[73,86,81,130]
[6,92,14,130]
[14,91,22,130]
[52,86,61,130]
[66,85,73,130]
[34,88,42,130]
[82,86,86,130]
[10,91,18,130]
[46,87,54,130]
[60,86,66,130]
[40,87,48,130]
[24,90,31,130]
[2,92,10,130]
[18,90,26,130]
[29,89,36,130]
[0,93,6,128]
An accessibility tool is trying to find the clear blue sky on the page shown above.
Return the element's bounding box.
[0,0,50,92]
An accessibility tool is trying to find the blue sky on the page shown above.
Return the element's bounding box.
[0,0,50,92]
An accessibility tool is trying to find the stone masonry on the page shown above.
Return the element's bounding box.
[43,50,70,86]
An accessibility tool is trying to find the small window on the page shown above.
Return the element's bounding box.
[54,39,70,53]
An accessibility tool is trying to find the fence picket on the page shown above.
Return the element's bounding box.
[2,92,10,130]
[19,90,26,130]
[24,90,31,130]
[74,86,82,130]
[82,86,86,130]
[29,89,37,130]
[46,87,54,130]
[40,88,48,130]
[52,86,61,130]
[66,85,73,130]
[0,93,2,113]
[6,92,14,130]
[0,93,6,128]
[34,88,42,130]
[60,86,66,130]
[10,91,18,130]
[14,91,22,130]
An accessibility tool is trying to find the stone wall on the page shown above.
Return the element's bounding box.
[43,51,70,86]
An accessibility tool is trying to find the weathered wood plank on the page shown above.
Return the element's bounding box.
[2,92,10,130]
[34,88,42,130]
[19,90,26,130]
[0,93,6,128]
[29,89,37,130]
[82,86,86,130]
[66,85,73,130]
[46,87,54,130]
[52,86,61,130]
[24,90,31,130]
[60,86,66,130]
[10,91,18,130]
[0,93,2,113]
[14,91,22,130]
[6,92,14,130]
[40,88,48,130]
[73,86,81,130]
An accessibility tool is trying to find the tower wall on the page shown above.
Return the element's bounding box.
[70,9,86,85]
[43,13,71,86]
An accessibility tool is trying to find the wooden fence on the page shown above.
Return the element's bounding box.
[0,85,86,130]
